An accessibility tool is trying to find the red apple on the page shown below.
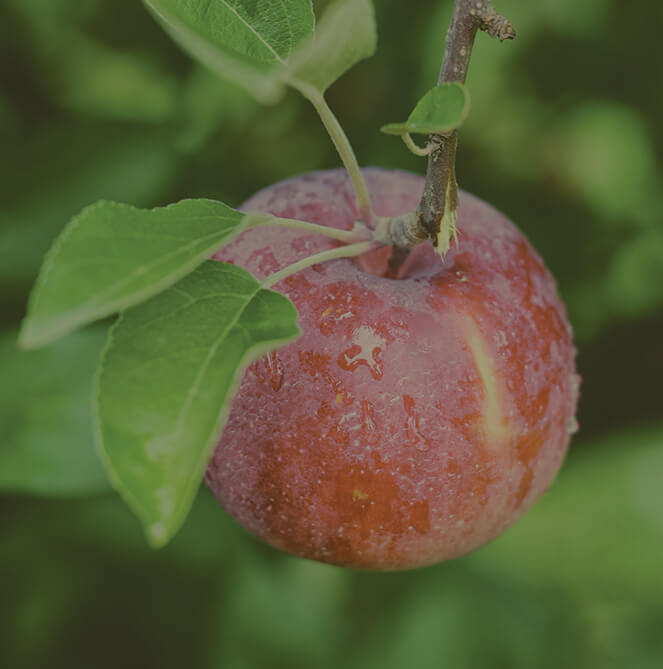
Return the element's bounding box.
[206,168,580,570]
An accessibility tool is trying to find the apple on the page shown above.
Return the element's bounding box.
[205,168,580,570]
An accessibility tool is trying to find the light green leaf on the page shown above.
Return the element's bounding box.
[95,261,300,547]
[19,199,250,350]
[0,329,110,496]
[143,0,315,103]
[287,0,377,93]
[381,82,470,135]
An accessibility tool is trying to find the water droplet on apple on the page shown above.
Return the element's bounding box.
[403,394,431,452]
[567,416,579,434]
[337,326,385,380]
[265,352,284,391]
[253,352,284,391]
[361,400,379,445]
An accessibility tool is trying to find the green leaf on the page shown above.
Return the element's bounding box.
[143,0,315,103]
[95,261,300,547]
[286,0,377,93]
[19,199,250,350]
[0,329,110,496]
[381,82,470,135]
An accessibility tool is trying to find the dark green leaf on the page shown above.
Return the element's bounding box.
[95,261,300,547]
[381,82,470,135]
[0,329,110,496]
[19,199,249,350]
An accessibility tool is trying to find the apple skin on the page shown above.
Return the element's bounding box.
[205,168,580,570]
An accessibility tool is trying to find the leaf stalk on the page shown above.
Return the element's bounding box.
[291,81,375,227]
[248,213,371,243]
[261,240,377,289]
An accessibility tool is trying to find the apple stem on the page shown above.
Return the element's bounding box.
[293,82,375,227]
[261,240,377,290]
[248,214,372,243]
[387,0,515,268]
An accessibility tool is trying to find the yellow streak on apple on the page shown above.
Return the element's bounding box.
[460,315,511,454]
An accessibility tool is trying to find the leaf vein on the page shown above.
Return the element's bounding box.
[63,229,228,315]
[220,0,285,64]
[169,286,260,442]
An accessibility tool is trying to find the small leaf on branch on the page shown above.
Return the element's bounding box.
[0,329,110,496]
[381,82,470,136]
[95,261,300,547]
[286,0,377,93]
[19,199,251,349]
[143,0,315,103]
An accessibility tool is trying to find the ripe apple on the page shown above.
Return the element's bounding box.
[205,168,580,570]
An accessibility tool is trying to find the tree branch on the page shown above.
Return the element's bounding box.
[384,0,515,271]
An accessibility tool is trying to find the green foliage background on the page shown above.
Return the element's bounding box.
[1,0,662,667]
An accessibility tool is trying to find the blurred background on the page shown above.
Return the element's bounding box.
[1,0,662,667]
